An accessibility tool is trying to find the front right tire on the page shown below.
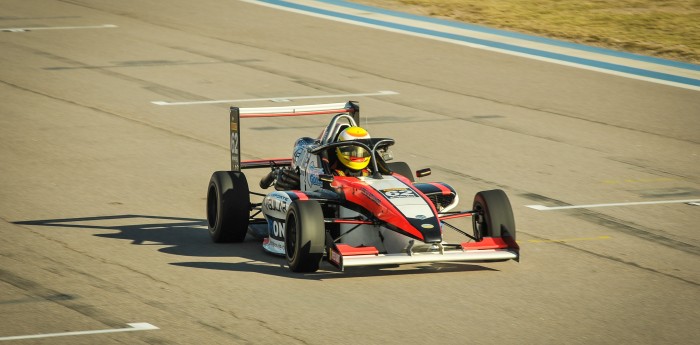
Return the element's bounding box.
[472,189,516,241]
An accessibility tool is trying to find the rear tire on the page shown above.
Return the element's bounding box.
[285,200,325,272]
[207,171,250,243]
[472,189,516,241]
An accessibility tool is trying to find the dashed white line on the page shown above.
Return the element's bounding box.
[0,323,158,341]
[1,24,117,32]
[151,90,399,106]
[526,199,700,211]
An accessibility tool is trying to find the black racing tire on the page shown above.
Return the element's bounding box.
[207,171,250,243]
[388,161,414,182]
[285,200,325,272]
[472,189,516,241]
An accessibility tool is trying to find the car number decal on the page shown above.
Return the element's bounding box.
[380,188,418,199]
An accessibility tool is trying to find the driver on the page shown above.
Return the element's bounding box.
[331,126,372,177]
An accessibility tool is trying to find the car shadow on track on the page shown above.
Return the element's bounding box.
[14,214,261,257]
[172,260,497,280]
[14,214,499,279]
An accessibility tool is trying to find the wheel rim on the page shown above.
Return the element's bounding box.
[286,214,297,260]
[472,203,486,240]
[206,185,218,229]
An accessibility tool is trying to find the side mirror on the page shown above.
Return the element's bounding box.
[416,168,431,178]
[379,148,394,162]
[319,174,334,183]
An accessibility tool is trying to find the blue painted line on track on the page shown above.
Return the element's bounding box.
[320,0,700,72]
[256,0,700,88]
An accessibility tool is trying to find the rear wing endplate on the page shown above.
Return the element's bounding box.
[230,101,359,171]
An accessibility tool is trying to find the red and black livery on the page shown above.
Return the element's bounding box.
[206,101,519,272]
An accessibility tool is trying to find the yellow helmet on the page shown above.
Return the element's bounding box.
[336,127,371,170]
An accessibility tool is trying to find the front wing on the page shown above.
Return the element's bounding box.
[328,237,518,271]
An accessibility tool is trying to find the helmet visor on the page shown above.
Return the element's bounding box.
[339,145,370,161]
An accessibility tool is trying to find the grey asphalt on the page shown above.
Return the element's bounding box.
[1,1,698,344]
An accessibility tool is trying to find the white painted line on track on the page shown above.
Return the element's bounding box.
[151,90,399,106]
[0,323,158,341]
[0,24,117,32]
[526,199,700,211]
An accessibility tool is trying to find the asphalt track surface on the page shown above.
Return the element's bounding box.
[1,1,699,344]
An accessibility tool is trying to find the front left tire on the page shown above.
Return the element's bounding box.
[285,200,325,272]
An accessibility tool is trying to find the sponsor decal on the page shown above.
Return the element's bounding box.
[421,224,435,229]
[263,236,285,254]
[330,250,341,265]
[380,188,418,199]
[308,173,323,187]
[306,161,324,187]
[265,197,288,214]
[230,131,240,170]
[230,110,240,171]
[360,189,382,205]
[230,132,239,155]
[293,146,304,161]
[270,219,286,240]
[263,217,286,255]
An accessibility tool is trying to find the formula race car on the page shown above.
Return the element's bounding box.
[206,101,519,272]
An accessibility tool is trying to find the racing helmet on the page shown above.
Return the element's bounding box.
[336,126,371,170]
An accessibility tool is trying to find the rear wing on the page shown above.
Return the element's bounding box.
[230,101,360,171]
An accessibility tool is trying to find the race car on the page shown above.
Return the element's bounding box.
[206,101,519,272]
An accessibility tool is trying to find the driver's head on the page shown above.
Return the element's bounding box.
[336,126,371,170]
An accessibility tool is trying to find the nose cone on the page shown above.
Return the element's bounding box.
[406,216,442,243]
